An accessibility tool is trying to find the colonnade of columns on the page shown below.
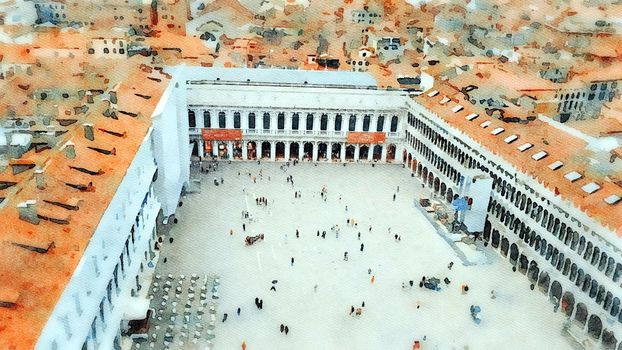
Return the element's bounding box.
[198,139,399,163]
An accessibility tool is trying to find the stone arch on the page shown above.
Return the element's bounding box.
[538,271,550,293]
[562,291,575,317]
[575,303,588,327]
[587,314,603,339]
[550,280,562,302]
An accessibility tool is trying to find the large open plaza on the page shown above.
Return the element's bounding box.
[153,161,577,349]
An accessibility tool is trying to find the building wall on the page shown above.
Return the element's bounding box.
[405,98,622,345]
[35,128,160,350]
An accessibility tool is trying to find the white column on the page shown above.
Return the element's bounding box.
[285,114,292,132]
[212,141,218,157]
[381,144,387,162]
[270,142,276,161]
[285,141,291,160]
[198,139,204,158]
[311,142,318,161]
[354,145,360,161]
[258,141,263,159]
[368,144,374,161]
[328,142,333,161]
[242,141,248,160]
[298,143,303,159]
[340,143,346,162]
[395,144,404,164]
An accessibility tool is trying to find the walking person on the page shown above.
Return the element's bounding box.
[344,252,348,261]
[358,232,361,240]
[291,257,295,266]
[284,326,289,335]
[280,324,284,333]
[237,307,241,316]
[393,193,396,201]
[360,243,364,252]
[222,313,228,322]
[242,223,246,231]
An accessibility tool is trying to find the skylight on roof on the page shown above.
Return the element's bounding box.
[439,97,451,104]
[451,105,464,113]
[491,127,504,135]
[504,135,518,144]
[532,151,548,161]
[427,90,439,97]
[605,194,621,205]
[465,113,478,121]
[564,171,583,182]
[517,143,533,152]
[581,182,600,194]
[480,121,491,128]
[548,161,563,170]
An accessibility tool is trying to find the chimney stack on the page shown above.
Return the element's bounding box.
[18,200,40,225]
[84,123,94,141]
[34,169,45,189]
[64,141,76,159]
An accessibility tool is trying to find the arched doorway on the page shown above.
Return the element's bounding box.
[427,173,434,187]
[360,145,369,160]
[509,243,519,265]
[602,329,617,350]
[562,291,575,317]
[433,177,440,193]
[538,272,550,294]
[500,237,509,257]
[261,141,271,159]
[233,142,243,160]
[346,145,355,160]
[275,142,285,160]
[191,140,199,157]
[402,148,407,162]
[550,280,562,303]
[332,143,341,160]
[303,142,313,160]
[422,167,429,181]
[387,144,396,162]
[407,153,412,167]
[289,142,299,160]
[218,142,229,159]
[446,188,454,203]
[575,303,588,327]
[440,182,447,197]
[491,230,500,248]
[417,163,422,176]
[373,145,382,161]
[318,143,328,160]
[587,315,603,339]
[247,141,257,160]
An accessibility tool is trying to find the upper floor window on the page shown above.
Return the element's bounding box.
[349,115,357,131]
[203,111,210,128]
[390,116,398,132]
[234,112,240,129]
[292,113,299,130]
[218,111,226,128]
[335,114,342,131]
[248,113,256,129]
[363,115,370,131]
[320,114,328,131]
[263,113,270,130]
[278,113,285,130]
[306,114,314,131]
[376,115,385,131]
[188,110,196,128]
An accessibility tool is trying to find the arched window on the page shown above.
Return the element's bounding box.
[218,112,226,128]
[277,113,285,130]
[320,114,328,131]
[377,115,385,131]
[233,112,241,129]
[263,112,270,130]
[363,115,371,131]
[188,110,196,127]
[335,114,342,131]
[203,111,210,128]
[306,114,314,130]
[291,113,299,130]
[349,115,357,131]
[248,113,256,129]
[390,115,398,132]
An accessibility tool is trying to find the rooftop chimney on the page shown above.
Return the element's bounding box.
[18,200,40,225]
[84,123,94,141]
[35,169,45,190]
[64,141,76,159]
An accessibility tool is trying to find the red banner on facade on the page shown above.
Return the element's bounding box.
[202,129,243,141]
[346,132,386,144]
